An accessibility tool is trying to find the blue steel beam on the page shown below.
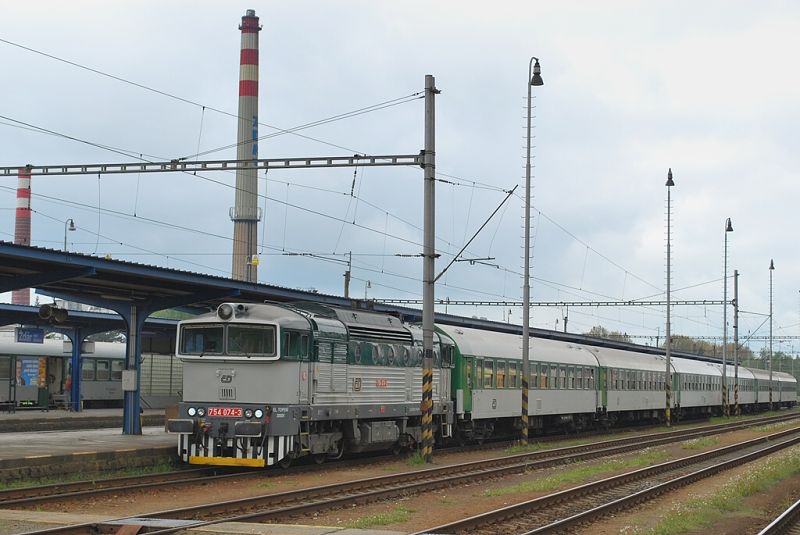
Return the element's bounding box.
[0,266,96,294]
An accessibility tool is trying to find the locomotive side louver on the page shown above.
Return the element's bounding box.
[346,325,413,344]
[219,387,236,400]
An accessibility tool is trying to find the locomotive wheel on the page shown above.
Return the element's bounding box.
[313,453,327,464]
[278,456,292,469]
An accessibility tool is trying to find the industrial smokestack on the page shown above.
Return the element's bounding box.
[230,8,262,282]
[12,165,32,305]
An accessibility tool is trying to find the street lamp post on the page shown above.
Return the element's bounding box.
[665,169,674,427]
[521,56,543,446]
[63,218,76,251]
[733,269,740,416]
[769,259,774,410]
[722,218,733,416]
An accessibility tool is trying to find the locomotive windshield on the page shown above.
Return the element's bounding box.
[179,323,276,357]
[180,325,224,355]
[227,325,275,356]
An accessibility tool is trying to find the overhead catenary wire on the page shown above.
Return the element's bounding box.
[1,39,713,328]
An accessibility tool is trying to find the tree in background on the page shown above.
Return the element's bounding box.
[583,325,632,343]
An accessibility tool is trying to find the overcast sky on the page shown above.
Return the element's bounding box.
[2,1,798,356]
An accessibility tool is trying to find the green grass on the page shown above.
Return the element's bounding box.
[752,421,799,433]
[0,461,178,490]
[344,506,413,529]
[681,436,719,450]
[505,434,619,455]
[646,447,800,534]
[407,451,428,466]
[484,449,669,496]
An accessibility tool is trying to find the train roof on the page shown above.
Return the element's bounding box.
[670,357,723,376]
[580,345,665,372]
[0,336,125,358]
[706,362,756,380]
[436,325,598,367]
[180,302,312,331]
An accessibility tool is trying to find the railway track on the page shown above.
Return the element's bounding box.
[759,497,800,535]
[3,412,793,510]
[12,413,799,535]
[416,427,800,534]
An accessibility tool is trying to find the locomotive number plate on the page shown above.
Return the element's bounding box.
[207,407,242,417]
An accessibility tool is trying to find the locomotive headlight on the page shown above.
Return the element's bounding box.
[254,409,264,419]
[197,407,206,417]
[217,303,234,320]
[244,409,254,419]
[187,407,197,417]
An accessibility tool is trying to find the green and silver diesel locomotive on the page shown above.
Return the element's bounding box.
[167,302,454,467]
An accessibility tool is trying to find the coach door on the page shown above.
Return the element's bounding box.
[598,367,608,409]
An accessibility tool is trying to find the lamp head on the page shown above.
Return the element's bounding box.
[665,168,674,187]
[770,259,775,271]
[725,218,733,232]
[67,219,76,232]
[530,58,544,86]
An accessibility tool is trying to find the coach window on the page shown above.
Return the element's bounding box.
[442,345,454,367]
[484,360,495,388]
[576,367,583,389]
[96,360,110,381]
[111,361,123,381]
[549,365,557,389]
[81,359,95,381]
[496,361,506,388]
[568,367,575,389]
[476,359,483,388]
[588,368,595,390]
[509,362,518,388]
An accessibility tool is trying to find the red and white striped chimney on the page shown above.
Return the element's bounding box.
[12,166,32,305]
[230,9,261,282]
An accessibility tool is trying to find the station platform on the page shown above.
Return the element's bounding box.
[0,407,167,433]
[0,411,404,535]
[0,410,176,481]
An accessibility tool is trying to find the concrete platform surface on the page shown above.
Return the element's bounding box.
[0,425,173,461]
[0,510,405,535]
[0,407,167,433]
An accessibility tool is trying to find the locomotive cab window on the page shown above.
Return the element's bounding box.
[180,325,224,355]
[228,325,276,357]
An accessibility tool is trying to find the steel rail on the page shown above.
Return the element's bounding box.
[417,427,800,535]
[758,496,800,535]
[13,413,798,535]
